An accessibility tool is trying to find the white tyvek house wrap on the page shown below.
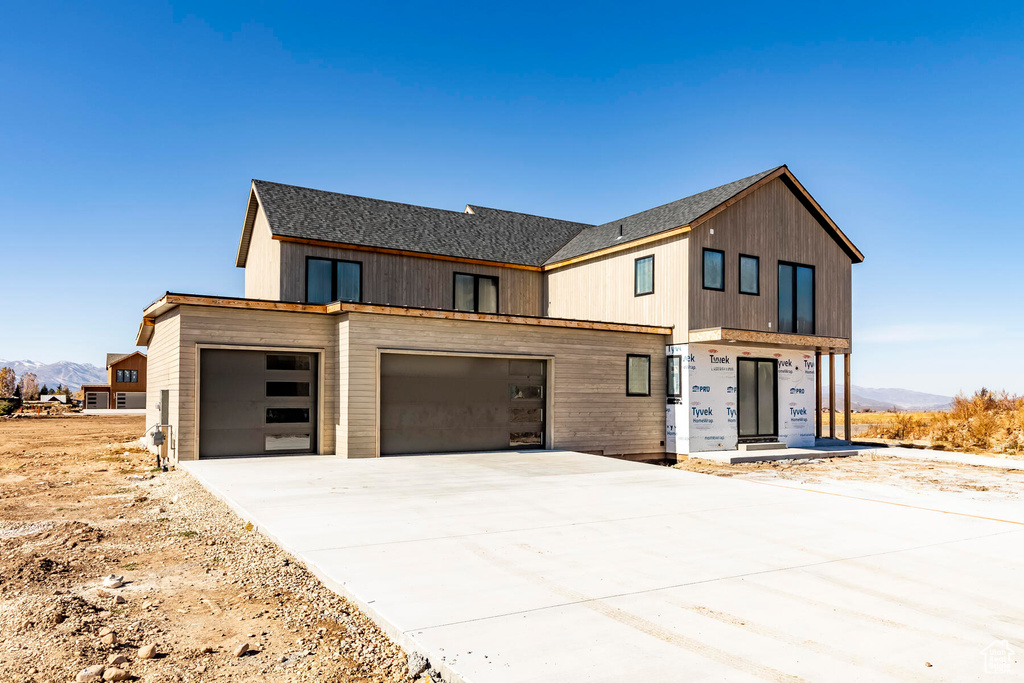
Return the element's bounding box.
[665,344,689,454]
[668,343,816,453]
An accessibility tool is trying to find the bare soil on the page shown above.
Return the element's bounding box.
[0,415,410,683]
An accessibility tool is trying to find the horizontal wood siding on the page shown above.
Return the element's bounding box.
[145,311,180,461]
[243,208,281,300]
[688,177,853,339]
[172,306,339,461]
[345,312,667,458]
[279,241,544,316]
[545,236,688,341]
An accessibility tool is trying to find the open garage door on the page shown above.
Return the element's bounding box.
[380,354,546,455]
[199,349,318,458]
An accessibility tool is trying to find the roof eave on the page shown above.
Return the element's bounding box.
[235,183,262,268]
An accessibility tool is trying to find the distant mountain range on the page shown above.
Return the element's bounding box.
[824,386,953,412]
[0,359,107,391]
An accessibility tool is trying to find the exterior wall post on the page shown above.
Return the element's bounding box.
[844,352,852,444]
[828,351,836,439]
[815,351,822,439]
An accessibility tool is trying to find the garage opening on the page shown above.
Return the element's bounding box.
[199,349,318,458]
[380,354,546,455]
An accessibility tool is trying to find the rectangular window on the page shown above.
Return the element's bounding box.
[453,273,499,313]
[266,407,310,424]
[703,248,724,291]
[305,257,362,304]
[634,255,654,296]
[116,370,138,383]
[266,354,311,371]
[626,354,651,396]
[739,254,759,295]
[778,262,815,334]
[667,356,681,397]
[266,381,310,397]
[509,384,544,400]
[265,434,311,451]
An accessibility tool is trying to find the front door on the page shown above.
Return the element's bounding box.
[737,358,778,441]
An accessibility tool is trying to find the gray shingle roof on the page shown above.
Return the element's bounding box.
[253,181,592,268]
[544,167,782,264]
[106,353,131,367]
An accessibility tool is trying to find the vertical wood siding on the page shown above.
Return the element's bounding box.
[243,209,281,300]
[145,311,180,460]
[545,236,689,341]
[278,241,545,316]
[170,306,339,461]
[108,353,148,396]
[688,177,853,339]
[344,312,667,459]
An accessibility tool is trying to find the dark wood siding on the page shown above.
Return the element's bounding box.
[688,177,853,339]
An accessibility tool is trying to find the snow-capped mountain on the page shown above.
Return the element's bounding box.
[0,360,107,391]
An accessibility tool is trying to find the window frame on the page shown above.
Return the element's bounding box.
[626,354,652,397]
[738,253,760,296]
[666,355,682,398]
[634,255,655,297]
[304,256,363,304]
[452,272,500,313]
[777,260,816,335]
[702,248,725,291]
[116,369,138,383]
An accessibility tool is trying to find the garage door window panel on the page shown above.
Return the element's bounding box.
[266,381,310,397]
[266,354,311,371]
[266,408,310,424]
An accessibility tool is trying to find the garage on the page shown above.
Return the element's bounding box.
[198,349,318,457]
[380,354,546,455]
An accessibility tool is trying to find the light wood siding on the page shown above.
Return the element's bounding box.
[243,208,281,300]
[344,312,666,458]
[172,306,339,461]
[545,236,688,342]
[145,311,180,460]
[688,177,853,339]
[278,241,544,316]
[108,353,147,396]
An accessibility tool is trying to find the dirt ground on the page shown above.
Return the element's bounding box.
[0,415,411,683]
[675,450,1024,500]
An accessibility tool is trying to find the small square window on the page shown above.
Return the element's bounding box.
[627,354,651,396]
[703,249,724,291]
[739,254,759,295]
[634,255,654,296]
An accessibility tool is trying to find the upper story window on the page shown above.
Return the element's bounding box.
[626,354,651,396]
[739,254,760,295]
[454,273,499,313]
[778,262,814,334]
[702,248,724,291]
[634,255,654,296]
[306,257,361,304]
[116,369,138,383]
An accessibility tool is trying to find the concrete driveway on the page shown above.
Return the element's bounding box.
[182,451,1024,682]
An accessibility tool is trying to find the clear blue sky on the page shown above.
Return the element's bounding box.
[2,1,1022,395]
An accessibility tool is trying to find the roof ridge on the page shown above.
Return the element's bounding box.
[465,204,593,226]
[253,179,468,217]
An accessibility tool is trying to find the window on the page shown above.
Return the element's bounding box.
[778,262,815,334]
[266,354,311,371]
[626,354,651,396]
[634,255,654,296]
[266,407,310,424]
[666,355,682,397]
[266,381,310,397]
[702,248,724,291]
[453,273,499,313]
[116,369,138,383]
[739,254,760,295]
[305,257,361,304]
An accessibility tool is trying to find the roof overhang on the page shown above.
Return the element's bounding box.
[106,350,146,368]
[235,183,262,268]
[688,327,850,353]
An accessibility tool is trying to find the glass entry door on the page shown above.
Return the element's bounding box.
[737,358,778,441]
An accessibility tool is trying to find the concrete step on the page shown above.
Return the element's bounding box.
[698,448,864,464]
[738,442,787,452]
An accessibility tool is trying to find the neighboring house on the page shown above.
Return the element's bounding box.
[137,165,863,463]
[40,394,69,404]
[82,352,148,410]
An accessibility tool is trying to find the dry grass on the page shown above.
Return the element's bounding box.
[862,389,1024,455]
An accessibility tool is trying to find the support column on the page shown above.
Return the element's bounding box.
[828,351,836,439]
[844,353,852,444]
[815,351,822,439]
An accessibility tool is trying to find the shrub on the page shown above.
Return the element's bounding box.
[0,399,17,416]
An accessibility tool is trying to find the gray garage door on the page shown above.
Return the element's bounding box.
[199,349,318,458]
[380,354,546,455]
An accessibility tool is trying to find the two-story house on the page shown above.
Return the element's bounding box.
[81,351,148,410]
[137,165,862,464]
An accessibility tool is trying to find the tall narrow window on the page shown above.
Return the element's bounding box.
[739,254,759,295]
[666,355,681,397]
[306,257,362,304]
[703,248,724,291]
[634,255,654,296]
[778,262,814,334]
[627,354,651,396]
[453,273,499,313]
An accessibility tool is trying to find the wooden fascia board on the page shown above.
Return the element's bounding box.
[271,235,543,272]
[778,172,865,263]
[542,225,692,271]
[688,327,850,351]
[107,350,147,368]
[135,319,155,347]
[235,184,262,268]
